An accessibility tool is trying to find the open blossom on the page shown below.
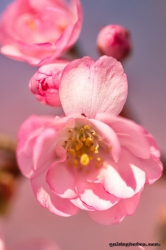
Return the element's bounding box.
[97,25,132,61]
[29,60,68,106]
[17,56,163,225]
[0,0,82,66]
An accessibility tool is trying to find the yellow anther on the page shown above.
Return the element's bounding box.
[80,128,84,132]
[85,138,92,147]
[75,141,83,151]
[84,125,90,130]
[94,147,99,154]
[90,145,95,152]
[80,154,90,166]
[69,148,75,157]
[68,129,72,133]
[97,157,101,162]
[92,132,96,136]
[80,136,86,142]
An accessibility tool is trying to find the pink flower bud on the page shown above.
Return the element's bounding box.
[97,25,132,61]
[29,61,69,107]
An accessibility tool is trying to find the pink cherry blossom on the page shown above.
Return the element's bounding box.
[0,234,59,250]
[29,60,68,106]
[0,233,5,250]
[11,239,60,250]
[0,0,82,66]
[97,25,132,61]
[17,56,163,225]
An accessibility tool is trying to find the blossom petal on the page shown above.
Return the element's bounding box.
[92,149,145,199]
[17,115,53,178]
[88,191,142,225]
[89,118,121,163]
[60,56,128,118]
[33,128,66,176]
[46,163,77,199]
[96,113,150,159]
[70,197,95,211]
[76,181,119,211]
[139,155,163,184]
[31,170,79,217]
[145,131,161,157]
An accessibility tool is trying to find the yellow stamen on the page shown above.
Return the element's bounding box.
[80,136,86,142]
[80,154,90,166]
[75,141,83,151]
[90,145,95,152]
[85,137,93,147]
[94,147,99,154]
[69,148,75,157]
[84,125,90,130]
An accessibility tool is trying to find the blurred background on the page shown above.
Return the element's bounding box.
[0,0,166,249]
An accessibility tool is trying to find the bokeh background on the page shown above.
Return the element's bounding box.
[0,0,166,249]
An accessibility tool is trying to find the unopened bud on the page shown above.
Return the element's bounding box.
[29,61,69,107]
[97,24,132,61]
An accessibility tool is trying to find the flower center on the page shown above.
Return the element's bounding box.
[27,20,36,31]
[63,124,111,170]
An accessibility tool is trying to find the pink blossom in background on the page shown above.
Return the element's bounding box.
[29,60,69,106]
[0,232,5,250]
[0,234,59,250]
[10,239,60,250]
[0,0,82,66]
[17,56,163,225]
[97,25,132,61]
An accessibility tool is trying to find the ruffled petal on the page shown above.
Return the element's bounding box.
[76,181,119,211]
[89,118,121,163]
[31,170,79,217]
[145,131,161,157]
[96,113,150,159]
[91,149,145,199]
[17,115,53,178]
[46,163,77,199]
[33,128,66,175]
[87,191,142,225]
[60,56,128,118]
[29,0,67,11]
[70,197,95,211]
[139,155,163,184]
